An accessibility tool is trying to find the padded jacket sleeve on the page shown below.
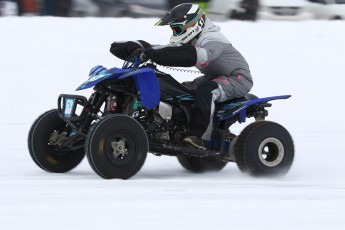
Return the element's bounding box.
[144,44,197,67]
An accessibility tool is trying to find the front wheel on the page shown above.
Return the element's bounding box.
[28,109,85,173]
[234,121,294,177]
[86,114,148,179]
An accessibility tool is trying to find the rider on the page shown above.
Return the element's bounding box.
[110,3,253,149]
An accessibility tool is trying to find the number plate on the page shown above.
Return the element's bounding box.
[63,98,76,119]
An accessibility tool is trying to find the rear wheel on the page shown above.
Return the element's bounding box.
[28,109,85,173]
[234,121,294,177]
[177,156,227,173]
[86,114,148,179]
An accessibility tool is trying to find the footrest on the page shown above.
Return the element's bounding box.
[150,143,221,158]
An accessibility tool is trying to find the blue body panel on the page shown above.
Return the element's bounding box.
[219,95,291,123]
[76,66,160,110]
[76,65,290,121]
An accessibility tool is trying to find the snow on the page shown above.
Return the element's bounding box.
[1,17,345,229]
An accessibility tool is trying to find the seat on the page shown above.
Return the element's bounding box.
[215,93,258,109]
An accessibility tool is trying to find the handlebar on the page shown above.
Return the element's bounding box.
[122,49,146,69]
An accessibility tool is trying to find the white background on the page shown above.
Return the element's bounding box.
[0,17,344,229]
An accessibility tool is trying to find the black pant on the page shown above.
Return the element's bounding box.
[189,80,218,138]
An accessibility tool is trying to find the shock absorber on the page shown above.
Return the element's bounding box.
[105,94,117,112]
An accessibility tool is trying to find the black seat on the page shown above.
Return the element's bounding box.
[215,94,258,109]
[215,97,247,109]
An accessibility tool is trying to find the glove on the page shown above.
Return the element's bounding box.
[110,40,151,60]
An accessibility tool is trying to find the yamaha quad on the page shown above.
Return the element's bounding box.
[28,52,294,179]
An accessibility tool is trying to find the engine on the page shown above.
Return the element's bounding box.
[144,102,187,144]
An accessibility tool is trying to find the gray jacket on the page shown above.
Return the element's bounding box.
[192,19,253,84]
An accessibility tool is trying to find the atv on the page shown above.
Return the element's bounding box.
[28,51,294,179]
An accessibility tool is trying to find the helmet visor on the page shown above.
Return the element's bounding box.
[170,24,186,36]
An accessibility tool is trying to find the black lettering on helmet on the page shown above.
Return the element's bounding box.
[198,18,205,27]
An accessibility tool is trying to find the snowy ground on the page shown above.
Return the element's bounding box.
[0,17,345,229]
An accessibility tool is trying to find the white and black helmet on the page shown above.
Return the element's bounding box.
[155,3,206,45]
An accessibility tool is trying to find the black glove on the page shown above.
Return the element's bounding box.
[110,40,151,60]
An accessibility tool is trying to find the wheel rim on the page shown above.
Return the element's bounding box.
[258,137,284,167]
[105,131,136,167]
[47,127,71,158]
[111,139,128,158]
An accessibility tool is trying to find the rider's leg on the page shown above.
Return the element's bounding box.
[184,80,219,149]
[184,74,253,149]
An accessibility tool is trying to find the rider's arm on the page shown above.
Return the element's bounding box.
[144,44,197,67]
[110,40,151,60]
[194,41,228,69]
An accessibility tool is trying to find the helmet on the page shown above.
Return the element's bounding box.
[155,3,206,45]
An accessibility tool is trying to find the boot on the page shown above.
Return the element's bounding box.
[183,136,206,150]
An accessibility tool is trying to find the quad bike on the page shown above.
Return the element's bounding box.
[28,52,294,179]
